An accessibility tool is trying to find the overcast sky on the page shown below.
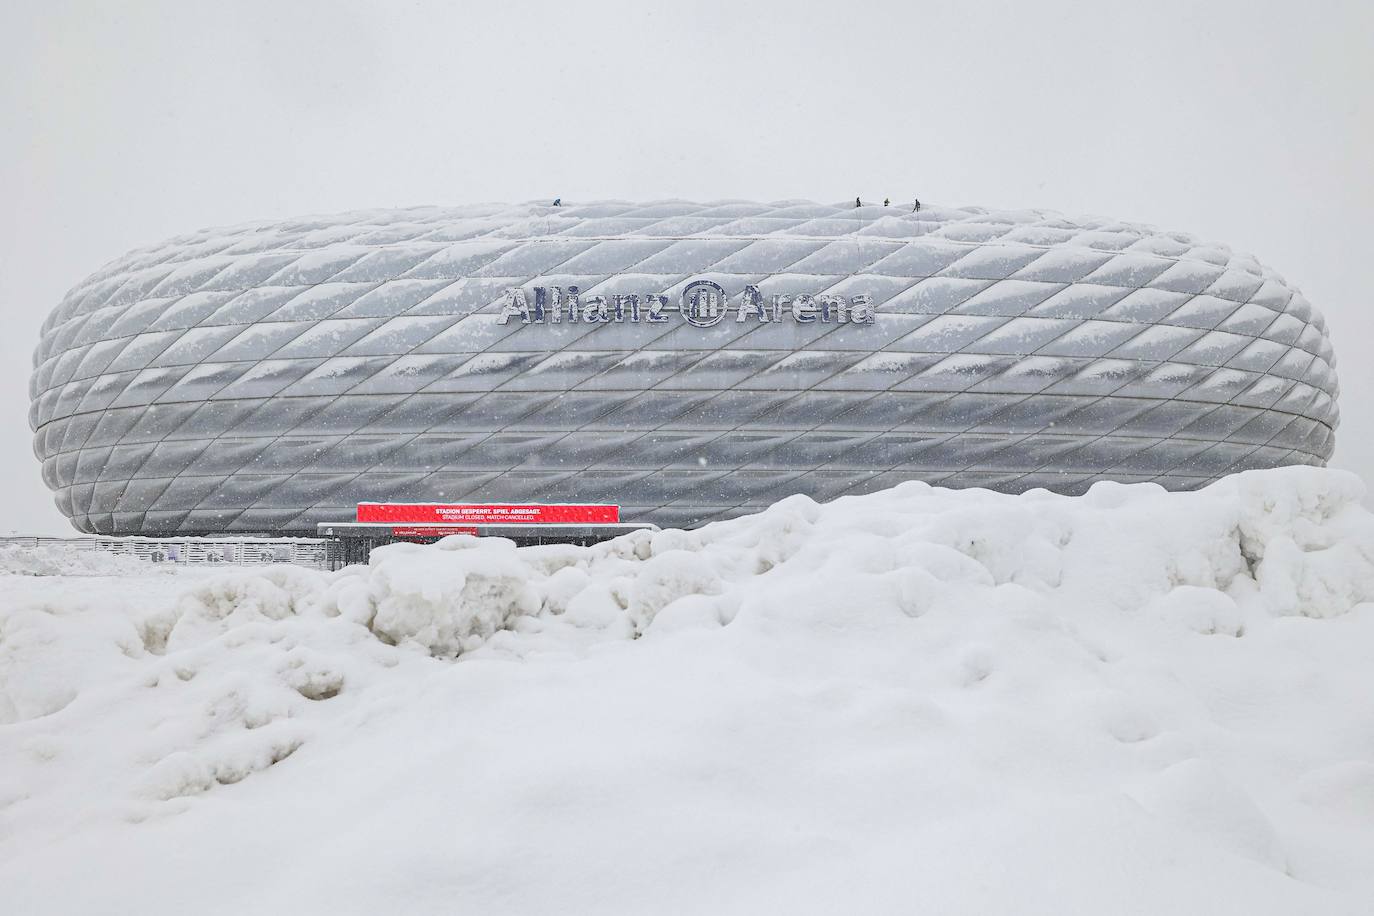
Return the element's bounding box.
[3,0,1371,534]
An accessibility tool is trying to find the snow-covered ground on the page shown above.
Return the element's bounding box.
[0,543,172,578]
[4,467,1374,914]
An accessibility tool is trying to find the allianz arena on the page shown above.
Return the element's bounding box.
[30,200,1339,536]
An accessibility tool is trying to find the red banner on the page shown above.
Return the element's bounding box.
[390,526,479,538]
[357,503,620,524]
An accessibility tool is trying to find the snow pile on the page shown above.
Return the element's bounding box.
[0,543,165,577]
[303,463,1374,655]
[4,467,1374,913]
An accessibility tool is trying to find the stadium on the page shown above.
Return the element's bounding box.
[29,200,1339,537]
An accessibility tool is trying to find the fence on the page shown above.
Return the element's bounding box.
[0,536,338,570]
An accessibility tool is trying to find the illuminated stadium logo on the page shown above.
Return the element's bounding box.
[497,279,876,326]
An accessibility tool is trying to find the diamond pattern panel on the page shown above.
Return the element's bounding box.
[31,200,1340,535]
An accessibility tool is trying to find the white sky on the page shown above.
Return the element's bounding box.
[3,0,1371,534]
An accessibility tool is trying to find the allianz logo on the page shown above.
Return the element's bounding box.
[498,278,875,328]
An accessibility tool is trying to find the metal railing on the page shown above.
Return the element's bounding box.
[0,536,338,569]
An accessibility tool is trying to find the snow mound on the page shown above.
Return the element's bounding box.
[0,543,165,577]
[4,466,1374,914]
[300,464,1374,658]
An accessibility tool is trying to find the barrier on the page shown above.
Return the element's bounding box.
[0,536,337,569]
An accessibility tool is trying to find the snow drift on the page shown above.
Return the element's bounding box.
[4,466,1374,914]
[0,543,164,578]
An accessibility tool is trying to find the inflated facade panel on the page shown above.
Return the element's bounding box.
[30,200,1339,534]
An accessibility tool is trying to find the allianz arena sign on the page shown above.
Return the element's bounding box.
[499,280,877,327]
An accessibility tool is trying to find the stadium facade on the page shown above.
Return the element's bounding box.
[30,200,1339,536]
